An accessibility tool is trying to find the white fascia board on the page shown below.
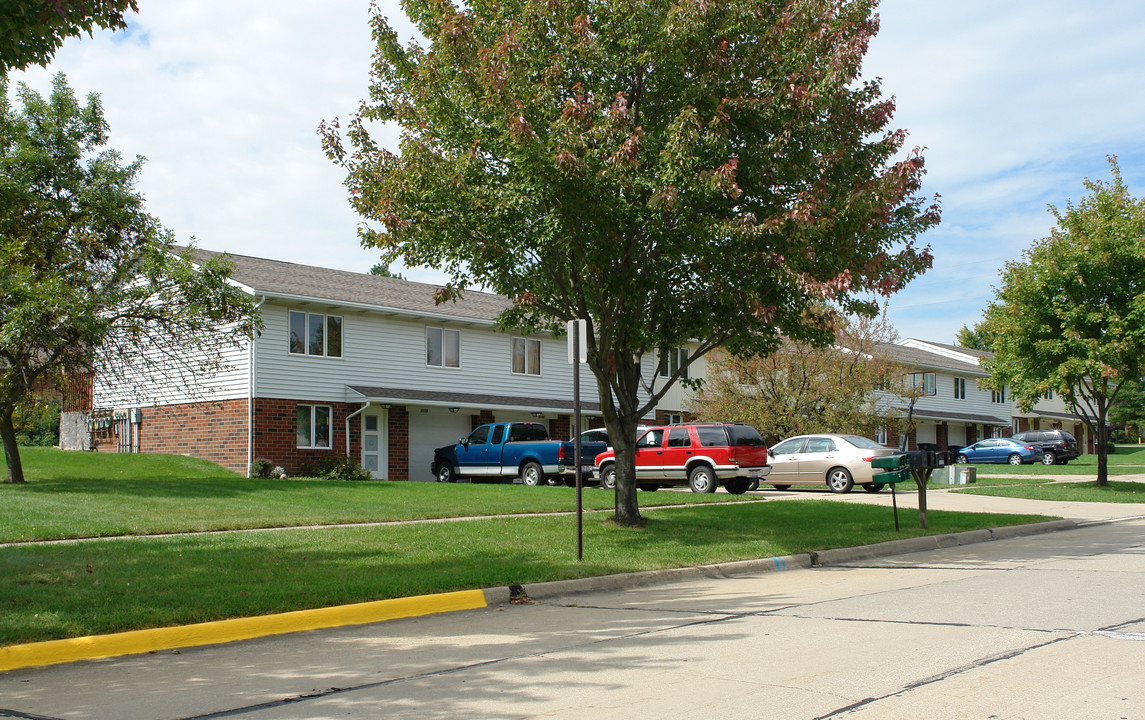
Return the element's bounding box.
[258,291,500,327]
[898,338,984,366]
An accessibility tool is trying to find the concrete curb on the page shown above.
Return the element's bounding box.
[495,519,1079,603]
[1,519,1078,673]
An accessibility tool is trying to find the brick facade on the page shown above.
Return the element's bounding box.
[387,406,409,481]
[122,399,250,473]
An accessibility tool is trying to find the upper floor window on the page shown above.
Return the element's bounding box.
[658,347,689,379]
[1043,389,1054,400]
[954,377,966,400]
[427,327,460,368]
[512,337,541,375]
[992,387,1006,404]
[289,311,342,357]
[910,371,936,396]
[297,404,331,449]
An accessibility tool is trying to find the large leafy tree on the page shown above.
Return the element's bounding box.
[322,0,939,525]
[955,322,995,352]
[0,0,138,73]
[691,310,911,442]
[0,74,259,483]
[983,158,1145,486]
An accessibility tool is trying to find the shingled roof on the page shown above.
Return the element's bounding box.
[183,247,514,324]
[875,342,990,376]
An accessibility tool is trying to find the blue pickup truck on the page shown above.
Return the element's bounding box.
[432,422,607,486]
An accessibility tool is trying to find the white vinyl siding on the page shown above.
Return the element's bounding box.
[253,304,610,406]
[93,331,250,408]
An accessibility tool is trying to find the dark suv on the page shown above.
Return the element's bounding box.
[1011,429,1080,465]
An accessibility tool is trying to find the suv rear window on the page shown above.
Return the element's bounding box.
[695,426,729,447]
[725,424,765,447]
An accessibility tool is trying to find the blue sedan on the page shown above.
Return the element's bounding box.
[955,438,1040,465]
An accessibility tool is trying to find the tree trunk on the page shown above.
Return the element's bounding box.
[0,404,26,484]
[592,354,645,527]
[1095,399,1110,487]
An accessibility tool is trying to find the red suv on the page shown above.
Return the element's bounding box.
[595,423,770,494]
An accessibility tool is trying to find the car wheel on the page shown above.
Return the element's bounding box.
[725,478,751,495]
[956,454,969,464]
[520,461,545,486]
[600,464,617,490]
[1008,453,1022,465]
[1041,452,1056,465]
[688,465,718,494]
[436,463,456,483]
[826,467,854,494]
[862,482,887,493]
[771,484,791,491]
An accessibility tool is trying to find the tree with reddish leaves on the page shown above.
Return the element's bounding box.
[322,0,940,526]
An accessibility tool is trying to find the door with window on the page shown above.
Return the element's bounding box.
[361,410,388,479]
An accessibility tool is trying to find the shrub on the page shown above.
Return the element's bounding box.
[250,457,275,478]
[15,397,61,446]
[301,454,373,481]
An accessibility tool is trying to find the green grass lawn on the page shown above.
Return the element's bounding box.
[0,447,1054,645]
[953,445,1145,502]
[961,444,1145,476]
[0,447,744,543]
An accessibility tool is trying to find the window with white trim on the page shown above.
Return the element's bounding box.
[954,377,966,400]
[658,347,689,379]
[427,327,460,368]
[910,372,936,396]
[875,426,888,445]
[666,412,684,425]
[992,387,1006,404]
[297,404,332,449]
[289,311,342,358]
[512,337,542,375]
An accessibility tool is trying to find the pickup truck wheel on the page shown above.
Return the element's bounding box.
[600,464,617,490]
[436,464,457,483]
[520,461,545,487]
[688,465,718,494]
[826,467,854,493]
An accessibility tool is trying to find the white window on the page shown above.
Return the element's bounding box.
[512,337,542,375]
[911,372,936,396]
[666,412,684,425]
[954,377,966,400]
[992,387,1006,404]
[875,426,888,445]
[297,404,332,449]
[289,311,342,358]
[658,347,689,379]
[427,327,460,368]
[1043,389,1054,400]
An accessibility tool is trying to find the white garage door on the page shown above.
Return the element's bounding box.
[408,407,473,482]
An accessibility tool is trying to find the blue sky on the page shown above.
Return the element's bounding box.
[10,0,1145,344]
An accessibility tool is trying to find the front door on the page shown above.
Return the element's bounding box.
[361,410,388,479]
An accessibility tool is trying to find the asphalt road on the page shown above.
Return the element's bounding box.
[1,489,1143,720]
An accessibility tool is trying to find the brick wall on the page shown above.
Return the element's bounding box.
[550,414,571,441]
[135,399,249,473]
[387,406,409,480]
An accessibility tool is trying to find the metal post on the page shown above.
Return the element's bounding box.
[891,481,899,532]
[573,329,583,561]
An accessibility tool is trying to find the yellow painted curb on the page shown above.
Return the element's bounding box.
[0,589,487,673]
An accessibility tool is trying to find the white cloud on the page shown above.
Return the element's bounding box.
[9,0,1145,341]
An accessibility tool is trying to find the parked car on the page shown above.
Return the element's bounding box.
[954,438,1040,465]
[594,423,770,494]
[1010,429,1080,465]
[765,434,899,493]
[432,422,608,486]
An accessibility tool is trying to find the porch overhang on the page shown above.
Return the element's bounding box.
[345,385,602,416]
